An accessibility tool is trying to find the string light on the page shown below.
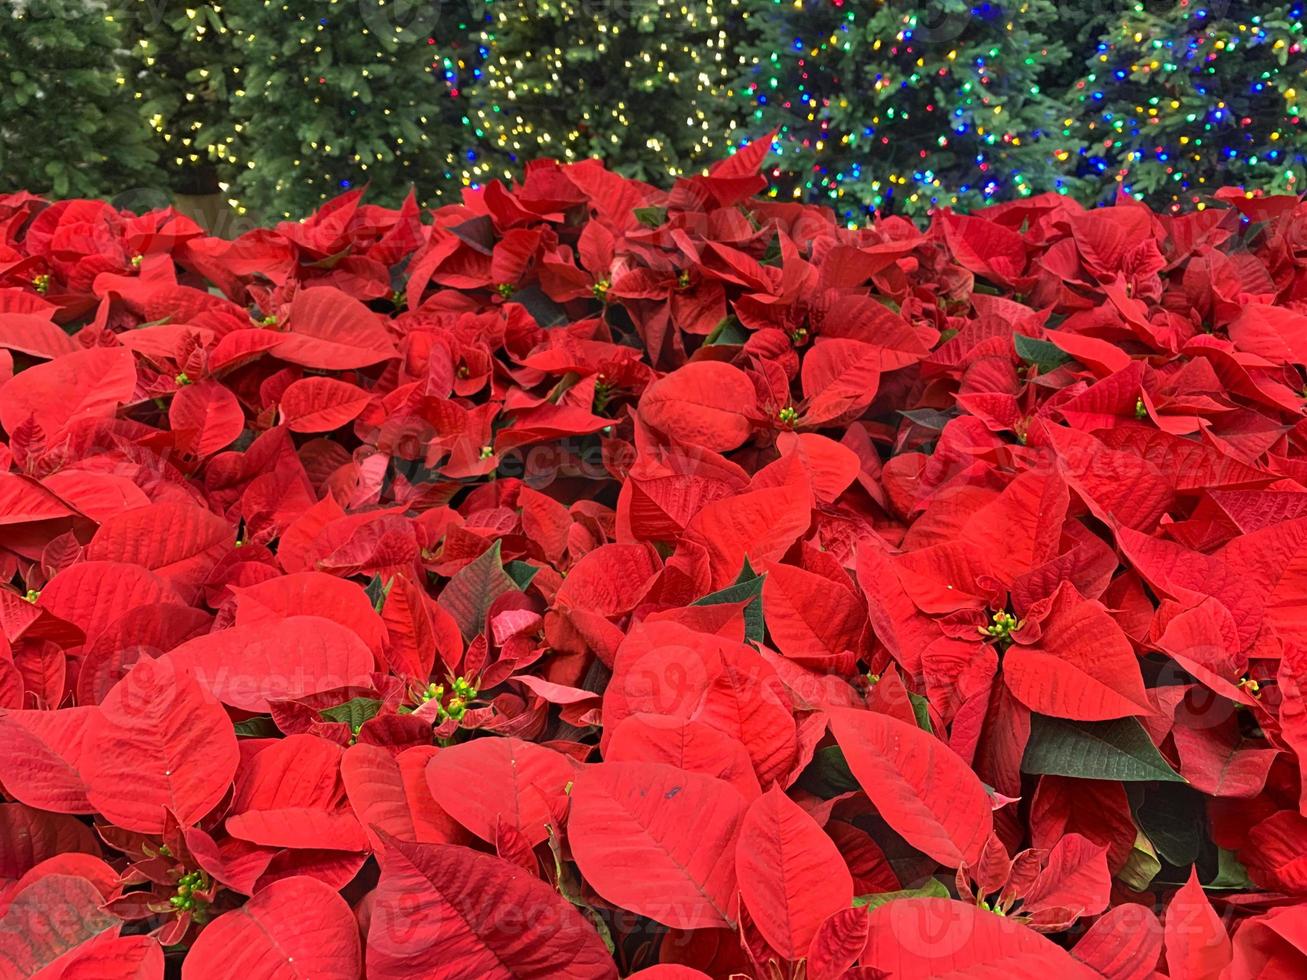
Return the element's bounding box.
[19,0,1304,217]
[1076,0,1306,210]
[214,0,477,218]
[462,0,747,186]
[125,1,241,194]
[739,0,1077,218]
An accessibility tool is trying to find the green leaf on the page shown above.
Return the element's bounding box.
[1013,333,1072,373]
[546,371,582,404]
[854,879,949,909]
[1116,829,1162,892]
[908,690,933,734]
[704,317,748,347]
[437,540,520,641]
[1129,782,1204,866]
[233,716,280,739]
[1209,848,1255,890]
[509,283,569,328]
[505,560,539,591]
[1021,715,1185,782]
[365,574,395,614]
[319,697,383,729]
[633,206,667,228]
[546,825,616,954]
[793,746,860,798]
[692,558,765,643]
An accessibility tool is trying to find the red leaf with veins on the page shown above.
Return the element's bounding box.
[569,761,746,930]
[80,657,237,834]
[735,786,852,960]
[368,833,616,980]
[181,876,361,980]
[829,708,993,868]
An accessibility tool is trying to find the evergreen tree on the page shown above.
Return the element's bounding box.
[227,0,475,219]
[118,0,240,197]
[736,0,1081,219]
[462,0,749,187]
[0,0,160,198]
[1071,0,1307,209]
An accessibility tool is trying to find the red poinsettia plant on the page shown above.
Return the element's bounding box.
[2,143,1307,978]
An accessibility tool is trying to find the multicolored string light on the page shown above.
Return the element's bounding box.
[123,0,1307,217]
[735,1,1076,218]
[1076,1,1305,210]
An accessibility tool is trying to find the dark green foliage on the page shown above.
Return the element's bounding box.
[1070,0,1307,209]
[119,0,240,196]
[736,0,1082,218]
[0,0,160,197]
[227,0,474,218]
[463,0,750,187]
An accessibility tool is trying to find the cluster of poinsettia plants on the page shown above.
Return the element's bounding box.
[3,140,1307,979]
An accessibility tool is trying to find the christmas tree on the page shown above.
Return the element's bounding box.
[736,0,1081,219]
[227,0,476,218]
[0,0,160,198]
[462,0,749,187]
[119,0,240,197]
[1071,0,1306,209]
